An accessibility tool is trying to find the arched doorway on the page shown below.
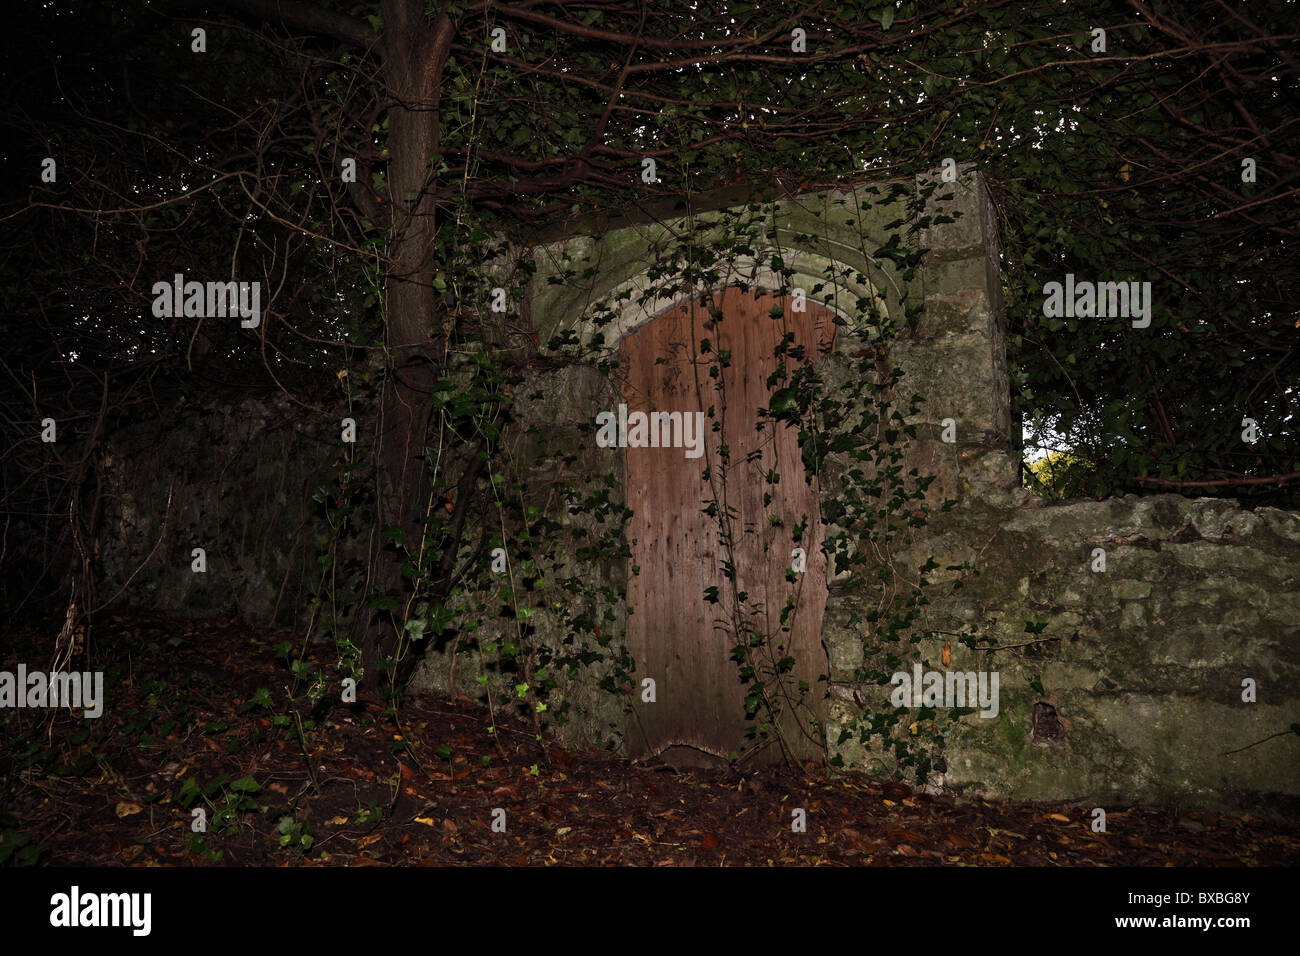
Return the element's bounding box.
[620,286,837,765]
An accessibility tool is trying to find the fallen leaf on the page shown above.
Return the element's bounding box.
[1045,813,1072,823]
[882,781,911,801]
[115,802,142,818]
[413,817,438,827]
[888,829,924,843]
[701,832,719,851]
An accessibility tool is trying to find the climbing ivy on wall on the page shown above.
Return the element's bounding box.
[519,179,995,780]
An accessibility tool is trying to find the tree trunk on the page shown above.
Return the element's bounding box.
[364,1,456,694]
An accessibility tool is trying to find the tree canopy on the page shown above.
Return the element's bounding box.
[2,0,1295,639]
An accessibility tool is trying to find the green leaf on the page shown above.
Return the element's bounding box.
[770,387,799,414]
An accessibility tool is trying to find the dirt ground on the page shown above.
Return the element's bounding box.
[3,612,1296,867]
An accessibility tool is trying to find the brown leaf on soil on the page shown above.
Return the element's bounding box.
[16,613,1300,870]
[882,781,912,801]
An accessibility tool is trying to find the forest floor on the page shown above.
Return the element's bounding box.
[2,612,1297,867]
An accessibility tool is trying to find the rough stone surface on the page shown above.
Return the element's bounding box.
[850,482,1300,814]
[98,390,345,627]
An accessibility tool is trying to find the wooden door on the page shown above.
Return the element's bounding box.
[621,287,835,765]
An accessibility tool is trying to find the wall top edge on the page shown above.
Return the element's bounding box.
[523,169,976,248]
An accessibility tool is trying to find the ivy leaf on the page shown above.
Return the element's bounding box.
[770,387,800,415]
[230,776,261,794]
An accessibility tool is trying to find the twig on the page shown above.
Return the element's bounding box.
[1222,727,1298,756]
[1132,471,1300,489]
[90,480,174,613]
[984,635,1060,651]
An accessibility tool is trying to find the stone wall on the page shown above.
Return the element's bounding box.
[505,166,1300,812]
[98,389,346,628]
[93,166,1300,812]
[879,488,1300,814]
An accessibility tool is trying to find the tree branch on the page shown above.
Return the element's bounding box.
[219,0,378,49]
[1131,472,1300,489]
